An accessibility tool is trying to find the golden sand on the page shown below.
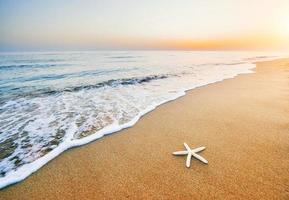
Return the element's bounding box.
[1,59,289,199]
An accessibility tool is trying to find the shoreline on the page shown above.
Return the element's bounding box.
[1,58,289,199]
[0,59,256,189]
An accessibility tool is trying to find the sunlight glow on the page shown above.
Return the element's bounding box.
[282,16,289,35]
[1,0,289,51]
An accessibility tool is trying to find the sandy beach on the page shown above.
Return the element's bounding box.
[1,58,289,199]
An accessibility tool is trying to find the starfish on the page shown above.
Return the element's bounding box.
[173,143,208,167]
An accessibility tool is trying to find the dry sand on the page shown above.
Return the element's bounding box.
[1,59,289,200]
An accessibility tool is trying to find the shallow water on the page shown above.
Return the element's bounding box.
[0,50,286,188]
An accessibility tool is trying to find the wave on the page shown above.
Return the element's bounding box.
[0,74,169,102]
[62,75,169,92]
[108,56,141,59]
[0,63,71,70]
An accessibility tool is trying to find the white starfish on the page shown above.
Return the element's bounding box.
[173,143,208,167]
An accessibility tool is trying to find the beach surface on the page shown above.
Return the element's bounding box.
[1,58,289,199]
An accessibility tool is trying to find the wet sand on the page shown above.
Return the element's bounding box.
[1,59,289,199]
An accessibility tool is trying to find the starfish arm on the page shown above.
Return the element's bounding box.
[172,151,188,155]
[186,153,192,168]
[192,153,208,164]
[192,147,206,153]
[183,143,191,151]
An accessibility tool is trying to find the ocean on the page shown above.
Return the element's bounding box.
[0,50,286,188]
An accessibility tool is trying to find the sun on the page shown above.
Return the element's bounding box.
[280,16,289,36]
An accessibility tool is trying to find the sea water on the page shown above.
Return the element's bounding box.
[0,50,287,188]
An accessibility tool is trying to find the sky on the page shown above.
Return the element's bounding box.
[1,0,289,51]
